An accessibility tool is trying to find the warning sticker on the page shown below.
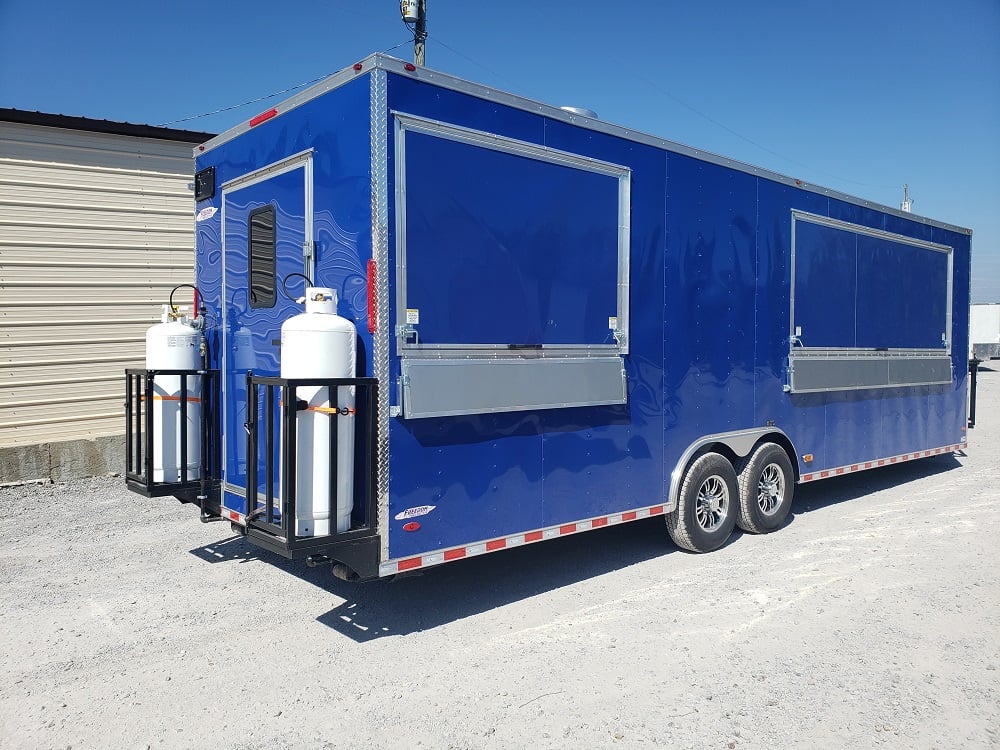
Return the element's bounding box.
[406,308,420,325]
[608,316,618,330]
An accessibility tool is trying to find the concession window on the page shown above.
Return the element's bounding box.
[393,114,631,418]
[788,211,953,394]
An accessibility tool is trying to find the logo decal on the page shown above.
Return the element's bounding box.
[195,206,218,222]
[394,505,436,521]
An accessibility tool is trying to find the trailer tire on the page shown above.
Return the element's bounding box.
[735,442,794,534]
[666,452,738,553]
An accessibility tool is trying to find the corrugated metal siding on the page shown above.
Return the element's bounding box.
[0,121,197,447]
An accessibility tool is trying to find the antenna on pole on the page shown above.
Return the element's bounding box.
[400,0,427,66]
[901,184,913,213]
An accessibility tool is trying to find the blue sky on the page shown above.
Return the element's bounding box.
[2,0,998,301]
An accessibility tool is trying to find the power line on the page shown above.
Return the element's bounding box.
[156,39,412,127]
[623,65,899,191]
[156,77,328,127]
[430,36,518,89]
[422,41,894,192]
[156,36,898,196]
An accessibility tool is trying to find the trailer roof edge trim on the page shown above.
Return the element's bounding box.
[195,53,971,237]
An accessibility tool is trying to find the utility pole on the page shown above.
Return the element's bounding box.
[400,0,427,66]
[415,0,427,66]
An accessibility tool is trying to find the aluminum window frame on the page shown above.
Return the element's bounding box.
[790,210,954,355]
[392,112,632,357]
[787,210,955,394]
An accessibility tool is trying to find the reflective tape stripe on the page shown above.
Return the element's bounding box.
[800,443,964,483]
[380,441,968,576]
[379,502,670,577]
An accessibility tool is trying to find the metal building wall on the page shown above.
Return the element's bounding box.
[0,117,206,452]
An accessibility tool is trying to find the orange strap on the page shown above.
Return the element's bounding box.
[271,400,355,416]
[305,405,356,416]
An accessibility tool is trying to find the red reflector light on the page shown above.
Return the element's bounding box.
[404,63,416,72]
[249,108,278,127]
[367,259,377,334]
[403,522,420,532]
[353,63,363,71]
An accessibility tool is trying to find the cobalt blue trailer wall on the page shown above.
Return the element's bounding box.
[187,55,971,577]
[383,73,667,558]
[194,75,375,513]
[378,69,969,565]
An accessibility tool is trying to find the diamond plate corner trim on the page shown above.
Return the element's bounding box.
[370,68,391,563]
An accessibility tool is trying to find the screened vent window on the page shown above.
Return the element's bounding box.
[248,205,276,308]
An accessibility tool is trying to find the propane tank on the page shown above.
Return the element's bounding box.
[280,288,356,535]
[145,305,202,483]
[232,325,256,372]
[230,323,255,477]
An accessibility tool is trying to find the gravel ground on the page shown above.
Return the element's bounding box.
[2,370,998,750]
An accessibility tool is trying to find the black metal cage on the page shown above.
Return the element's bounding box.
[242,374,380,577]
[124,368,219,500]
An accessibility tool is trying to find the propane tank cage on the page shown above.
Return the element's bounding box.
[125,368,220,508]
[239,373,380,578]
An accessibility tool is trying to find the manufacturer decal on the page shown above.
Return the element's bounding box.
[195,206,218,222]
[394,505,436,521]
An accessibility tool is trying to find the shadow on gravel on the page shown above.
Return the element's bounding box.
[189,533,269,565]
[189,517,674,641]
[185,453,963,642]
[315,518,674,641]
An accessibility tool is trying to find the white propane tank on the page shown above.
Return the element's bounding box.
[145,305,202,482]
[280,288,356,535]
[230,323,255,477]
[232,324,257,371]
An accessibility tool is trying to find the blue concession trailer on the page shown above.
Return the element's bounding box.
[126,54,971,580]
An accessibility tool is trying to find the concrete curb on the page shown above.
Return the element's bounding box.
[0,434,124,486]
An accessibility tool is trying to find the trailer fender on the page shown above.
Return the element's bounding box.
[667,427,797,512]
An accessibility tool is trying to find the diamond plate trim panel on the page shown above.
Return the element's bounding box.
[370,69,391,563]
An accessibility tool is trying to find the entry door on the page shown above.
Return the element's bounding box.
[221,155,312,508]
